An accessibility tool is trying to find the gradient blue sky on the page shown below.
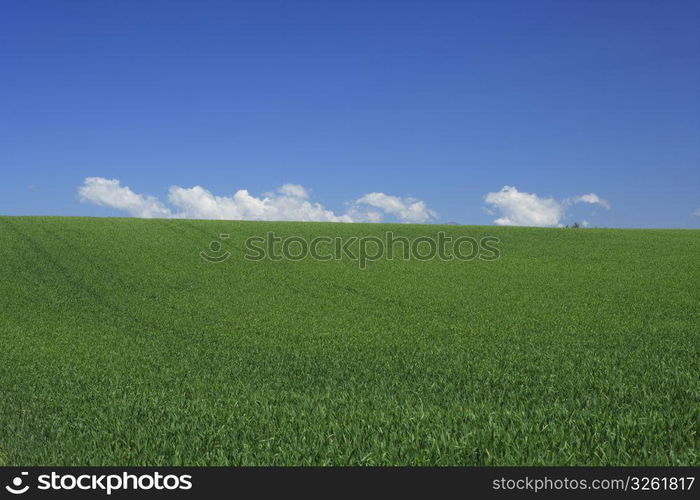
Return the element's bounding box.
[1,0,699,227]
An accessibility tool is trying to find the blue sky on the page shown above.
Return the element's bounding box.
[1,0,698,227]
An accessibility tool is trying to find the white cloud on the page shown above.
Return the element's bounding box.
[78,177,437,224]
[277,183,309,199]
[568,193,610,209]
[693,208,700,217]
[167,185,353,222]
[484,185,609,227]
[79,177,172,218]
[484,186,563,226]
[350,192,437,223]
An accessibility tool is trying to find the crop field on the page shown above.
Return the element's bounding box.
[0,216,698,466]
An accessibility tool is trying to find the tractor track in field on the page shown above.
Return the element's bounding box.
[2,219,214,342]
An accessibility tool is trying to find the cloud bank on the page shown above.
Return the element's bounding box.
[79,177,437,224]
[484,185,609,227]
[78,177,171,218]
[348,193,437,224]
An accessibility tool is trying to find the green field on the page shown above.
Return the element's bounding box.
[0,216,698,465]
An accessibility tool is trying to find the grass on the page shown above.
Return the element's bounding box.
[0,216,698,466]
